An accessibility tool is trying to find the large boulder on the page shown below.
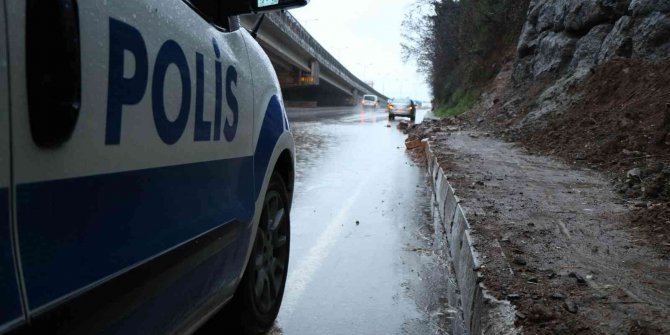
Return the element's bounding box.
[629,0,670,16]
[512,57,534,84]
[598,16,634,62]
[518,21,539,58]
[532,31,578,77]
[518,0,565,58]
[564,0,610,33]
[632,11,670,60]
[601,0,632,15]
[536,0,571,32]
[526,0,543,24]
[569,24,614,72]
[520,73,585,125]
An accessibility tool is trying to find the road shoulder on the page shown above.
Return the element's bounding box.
[412,124,669,334]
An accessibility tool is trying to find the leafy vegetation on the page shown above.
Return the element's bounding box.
[402,0,530,112]
[433,88,478,117]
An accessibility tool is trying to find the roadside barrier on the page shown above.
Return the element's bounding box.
[426,143,518,335]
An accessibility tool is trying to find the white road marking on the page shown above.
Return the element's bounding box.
[280,177,368,320]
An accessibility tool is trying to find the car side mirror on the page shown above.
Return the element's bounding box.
[223,0,309,16]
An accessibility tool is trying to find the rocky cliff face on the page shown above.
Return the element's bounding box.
[511,0,670,123]
[515,0,670,80]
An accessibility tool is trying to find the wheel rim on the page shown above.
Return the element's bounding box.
[252,190,289,314]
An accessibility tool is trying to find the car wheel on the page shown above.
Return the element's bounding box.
[226,172,290,334]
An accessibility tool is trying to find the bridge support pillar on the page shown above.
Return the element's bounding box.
[352,89,361,106]
[310,60,320,85]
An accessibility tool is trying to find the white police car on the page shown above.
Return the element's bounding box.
[0,0,305,334]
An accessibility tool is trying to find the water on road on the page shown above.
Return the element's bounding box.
[270,107,451,335]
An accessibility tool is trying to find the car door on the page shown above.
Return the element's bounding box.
[5,0,255,333]
[0,2,24,332]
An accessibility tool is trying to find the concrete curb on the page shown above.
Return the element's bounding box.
[426,143,519,335]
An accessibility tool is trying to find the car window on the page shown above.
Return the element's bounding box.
[364,95,376,101]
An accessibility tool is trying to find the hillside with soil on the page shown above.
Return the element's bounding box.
[406,126,670,334]
[460,0,670,253]
[406,0,670,333]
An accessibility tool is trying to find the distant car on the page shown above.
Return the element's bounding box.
[361,95,379,109]
[387,98,416,121]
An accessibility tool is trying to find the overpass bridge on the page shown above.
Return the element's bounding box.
[239,12,387,107]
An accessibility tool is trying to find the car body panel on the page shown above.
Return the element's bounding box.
[0,2,24,330]
[1,0,294,333]
[241,30,295,271]
[243,29,293,204]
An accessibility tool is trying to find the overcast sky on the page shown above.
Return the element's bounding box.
[289,0,431,101]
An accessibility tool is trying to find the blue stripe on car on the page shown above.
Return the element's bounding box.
[15,95,286,311]
[96,225,251,335]
[17,157,254,308]
[254,95,285,197]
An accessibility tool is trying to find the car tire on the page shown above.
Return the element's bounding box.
[223,172,291,334]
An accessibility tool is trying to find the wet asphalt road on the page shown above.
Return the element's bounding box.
[268,107,451,334]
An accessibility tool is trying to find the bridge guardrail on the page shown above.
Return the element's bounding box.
[264,11,387,100]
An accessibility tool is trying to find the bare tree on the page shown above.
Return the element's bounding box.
[400,0,531,104]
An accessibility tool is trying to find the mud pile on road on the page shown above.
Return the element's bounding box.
[402,119,462,166]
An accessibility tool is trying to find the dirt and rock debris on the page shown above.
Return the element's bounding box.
[406,123,669,334]
[406,73,670,331]
[401,37,670,335]
[461,57,670,256]
[405,60,670,331]
[401,1,670,333]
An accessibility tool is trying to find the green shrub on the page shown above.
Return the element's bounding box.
[434,89,478,118]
